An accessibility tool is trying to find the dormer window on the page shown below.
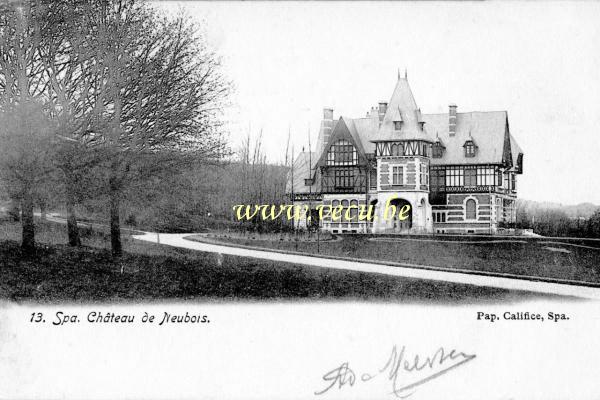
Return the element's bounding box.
[393,121,402,130]
[432,142,445,158]
[464,140,477,157]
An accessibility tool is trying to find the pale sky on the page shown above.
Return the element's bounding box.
[160,1,600,205]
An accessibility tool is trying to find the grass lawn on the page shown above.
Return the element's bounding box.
[193,234,600,284]
[0,221,543,303]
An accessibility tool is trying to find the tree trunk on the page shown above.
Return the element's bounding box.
[65,179,81,247]
[109,182,122,257]
[21,191,35,254]
[8,199,20,222]
[40,201,47,221]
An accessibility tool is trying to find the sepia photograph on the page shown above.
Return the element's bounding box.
[0,1,599,399]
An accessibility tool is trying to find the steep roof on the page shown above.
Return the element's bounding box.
[509,133,524,172]
[286,151,318,194]
[310,110,517,167]
[340,117,367,156]
[314,116,371,167]
[347,116,378,154]
[371,77,435,142]
[288,76,525,194]
[422,111,509,165]
[510,134,523,163]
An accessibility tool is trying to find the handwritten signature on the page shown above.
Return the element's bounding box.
[315,345,476,398]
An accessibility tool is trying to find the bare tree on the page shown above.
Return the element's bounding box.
[0,1,56,253]
[1,1,229,255]
[72,1,229,256]
[36,1,105,247]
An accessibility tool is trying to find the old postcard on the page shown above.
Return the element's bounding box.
[0,1,599,399]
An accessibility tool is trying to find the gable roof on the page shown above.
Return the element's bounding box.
[315,116,369,168]
[348,116,377,154]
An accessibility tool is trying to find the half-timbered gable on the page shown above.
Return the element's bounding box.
[316,117,370,194]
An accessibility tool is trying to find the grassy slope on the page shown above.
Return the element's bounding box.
[0,221,540,303]
[195,235,600,284]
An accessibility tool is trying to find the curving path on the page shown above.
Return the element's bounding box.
[132,232,600,300]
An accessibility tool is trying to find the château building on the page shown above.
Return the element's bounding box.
[287,72,523,234]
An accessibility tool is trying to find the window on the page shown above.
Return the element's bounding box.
[445,166,464,187]
[465,199,476,220]
[369,168,377,189]
[464,168,476,187]
[420,163,428,186]
[430,168,446,191]
[432,143,444,158]
[511,173,516,190]
[341,200,349,222]
[476,167,495,186]
[392,165,404,185]
[350,199,359,221]
[464,141,476,157]
[394,121,402,130]
[327,140,357,166]
[334,169,353,189]
[433,212,446,223]
[391,143,402,156]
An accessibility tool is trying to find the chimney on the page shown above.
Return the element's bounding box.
[378,102,388,126]
[318,107,334,155]
[449,103,457,136]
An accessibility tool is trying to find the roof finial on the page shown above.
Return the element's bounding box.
[398,68,401,80]
[404,68,407,79]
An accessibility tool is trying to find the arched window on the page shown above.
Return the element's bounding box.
[465,199,477,220]
[341,199,349,223]
[331,200,340,222]
[327,140,357,165]
[350,199,359,221]
[391,143,402,156]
